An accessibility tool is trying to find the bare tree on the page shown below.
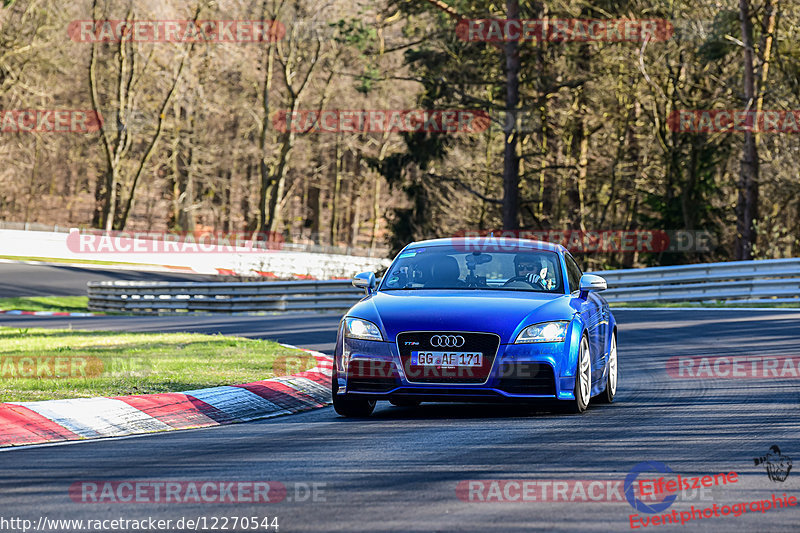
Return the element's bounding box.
[735,0,759,260]
[88,0,199,230]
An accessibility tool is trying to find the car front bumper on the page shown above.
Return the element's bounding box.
[335,334,580,401]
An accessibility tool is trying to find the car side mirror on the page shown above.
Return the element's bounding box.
[579,274,607,299]
[352,272,377,294]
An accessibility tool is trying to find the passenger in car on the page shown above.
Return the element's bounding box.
[428,256,466,288]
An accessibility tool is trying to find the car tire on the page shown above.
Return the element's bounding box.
[389,399,421,408]
[565,334,591,414]
[332,368,377,417]
[595,331,617,404]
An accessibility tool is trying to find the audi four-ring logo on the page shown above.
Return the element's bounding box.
[430,335,465,347]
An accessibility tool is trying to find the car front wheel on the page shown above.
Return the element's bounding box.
[565,334,591,414]
[332,368,376,417]
[596,331,617,404]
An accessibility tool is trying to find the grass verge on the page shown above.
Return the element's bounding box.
[0,296,90,313]
[0,327,318,402]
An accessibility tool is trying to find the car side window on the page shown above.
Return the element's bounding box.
[565,254,582,293]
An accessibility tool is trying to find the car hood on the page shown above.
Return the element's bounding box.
[348,290,574,344]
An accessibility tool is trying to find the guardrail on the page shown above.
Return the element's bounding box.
[592,258,800,303]
[87,280,361,313]
[87,258,800,313]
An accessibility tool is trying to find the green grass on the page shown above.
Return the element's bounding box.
[611,301,800,308]
[0,327,319,402]
[0,296,90,313]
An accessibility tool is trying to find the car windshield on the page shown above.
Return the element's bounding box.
[379,246,564,293]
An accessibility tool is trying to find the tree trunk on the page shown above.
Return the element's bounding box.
[222,169,232,233]
[265,129,295,234]
[168,102,197,232]
[755,0,778,132]
[307,184,321,243]
[256,35,277,233]
[370,175,381,250]
[567,37,590,231]
[91,171,107,228]
[330,136,342,245]
[501,0,521,230]
[735,0,759,260]
[350,192,361,247]
[243,163,255,231]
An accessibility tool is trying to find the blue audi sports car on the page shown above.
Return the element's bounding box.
[332,237,617,416]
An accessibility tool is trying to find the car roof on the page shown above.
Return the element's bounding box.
[404,237,565,254]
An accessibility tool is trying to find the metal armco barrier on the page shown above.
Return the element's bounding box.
[592,258,800,303]
[87,280,362,314]
[88,258,800,314]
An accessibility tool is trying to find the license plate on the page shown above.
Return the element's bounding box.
[411,351,483,367]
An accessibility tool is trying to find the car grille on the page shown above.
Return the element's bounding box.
[346,360,399,393]
[396,331,501,384]
[497,362,556,395]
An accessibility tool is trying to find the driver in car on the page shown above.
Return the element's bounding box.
[513,253,555,290]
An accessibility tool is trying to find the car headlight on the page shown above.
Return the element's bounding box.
[515,321,568,343]
[344,317,384,341]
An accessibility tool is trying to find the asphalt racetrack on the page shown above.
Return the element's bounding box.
[0,262,219,297]
[1,309,798,532]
